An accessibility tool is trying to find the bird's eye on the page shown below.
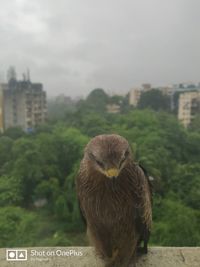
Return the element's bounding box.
[89,152,96,160]
[119,157,126,168]
[96,160,104,169]
[124,149,129,157]
[119,149,129,168]
[89,153,104,168]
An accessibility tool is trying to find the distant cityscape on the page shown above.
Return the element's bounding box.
[0,67,200,132]
[129,83,200,128]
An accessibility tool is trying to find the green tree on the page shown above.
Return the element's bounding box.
[0,136,13,172]
[3,127,25,139]
[152,199,200,246]
[0,207,39,247]
[170,164,200,209]
[77,88,109,114]
[0,102,200,247]
[189,114,200,132]
[138,89,171,111]
[0,174,23,206]
[48,97,76,121]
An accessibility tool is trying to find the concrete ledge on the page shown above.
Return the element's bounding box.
[0,247,200,267]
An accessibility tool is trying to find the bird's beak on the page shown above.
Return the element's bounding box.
[105,168,119,178]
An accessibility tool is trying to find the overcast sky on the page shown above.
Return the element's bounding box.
[0,0,200,97]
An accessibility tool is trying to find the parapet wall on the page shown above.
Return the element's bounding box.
[0,247,200,267]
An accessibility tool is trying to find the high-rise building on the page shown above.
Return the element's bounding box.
[142,83,151,91]
[0,87,4,132]
[129,88,142,106]
[178,91,200,127]
[1,76,47,132]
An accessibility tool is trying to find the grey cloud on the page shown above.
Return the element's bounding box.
[0,0,200,97]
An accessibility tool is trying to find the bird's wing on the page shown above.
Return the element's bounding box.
[75,167,87,227]
[78,197,87,226]
[128,162,152,251]
[138,163,153,204]
[139,164,152,228]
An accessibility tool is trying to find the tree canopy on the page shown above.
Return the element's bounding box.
[138,89,171,112]
[0,89,199,247]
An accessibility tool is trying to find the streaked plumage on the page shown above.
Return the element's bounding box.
[76,134,152,267]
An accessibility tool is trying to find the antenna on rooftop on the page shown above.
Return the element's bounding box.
[27,68,30,81]
[22,73,26,81]
[7,66,17,82]
[22,68,31,82]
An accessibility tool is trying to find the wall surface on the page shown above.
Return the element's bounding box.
[0,247,199,267]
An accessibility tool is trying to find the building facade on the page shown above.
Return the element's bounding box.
[1,78,47,132]
[178,91,200,127]
[129,88,142,106]
[142,83,152,91]
[0,87,4,132]
[106,103,121,113]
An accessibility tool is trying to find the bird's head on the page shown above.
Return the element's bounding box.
[84,134,131,179]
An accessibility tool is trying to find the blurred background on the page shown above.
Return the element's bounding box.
[0,0,199,247]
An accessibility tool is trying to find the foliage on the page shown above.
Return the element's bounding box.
[75,88,109,115]
[138,89,171,112]
[48,97,76,121]
[170,164,200,209]
[189,114,200,132]
[0,175,22,206]
[151,199,200,246]
[2,127,25,140]
[0,89,199,247]
[0,206,39,247]
[0,137,13,171]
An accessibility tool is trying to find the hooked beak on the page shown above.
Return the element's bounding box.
[105,168,119,179]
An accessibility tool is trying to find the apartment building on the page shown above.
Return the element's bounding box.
[1,77,47,132]
[129,88,142,106]
[106,103,121,113]
[142,83,152,91]
[178,91,200,127]
[0,88,3,132]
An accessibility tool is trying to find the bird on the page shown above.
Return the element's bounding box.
[76,134,152,267]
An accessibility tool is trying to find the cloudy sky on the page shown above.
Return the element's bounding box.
[0,0,200,97]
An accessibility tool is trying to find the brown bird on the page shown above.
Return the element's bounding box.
[76,134,152,267]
